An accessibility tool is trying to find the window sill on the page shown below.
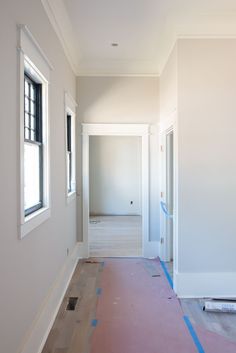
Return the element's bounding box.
[67,191,76,204]
[20,207,50,239]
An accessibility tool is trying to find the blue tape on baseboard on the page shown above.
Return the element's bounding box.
[160,260,173,289]
[91,319,98,327]
[96,288,102,296]
[183,316,205,353]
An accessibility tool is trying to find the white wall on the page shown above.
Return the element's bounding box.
[177,39,236,276]
[0,1,78,352]
[160,39,236,297]
[89,136,141,215]
[160,44,177,120]
[77,76,160,241]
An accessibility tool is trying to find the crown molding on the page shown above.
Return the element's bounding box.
[77,73,160,78]
[41,0,79,75]
[40,1,236,78]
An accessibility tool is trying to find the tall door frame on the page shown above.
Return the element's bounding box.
[159,113,178,290]
[82,123,150,258]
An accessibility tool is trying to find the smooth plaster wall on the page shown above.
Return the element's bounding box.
[77,76,160,241]
[177,39,236,273]
[89,136,141,215]
[160,44,177,120]
[0,1,77,352]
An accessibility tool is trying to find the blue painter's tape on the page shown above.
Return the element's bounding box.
[96,288,102,296]
[91,319,98,327]
[160,260,173,289]
[183,316,205,353]
[160,201,173,218]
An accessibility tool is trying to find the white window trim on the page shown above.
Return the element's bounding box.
[18,25,52,239]
[64,92,77,204]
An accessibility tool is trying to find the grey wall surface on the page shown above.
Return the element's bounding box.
[0,1,77,352]
[89,136,142,216]
[177,39,236,273]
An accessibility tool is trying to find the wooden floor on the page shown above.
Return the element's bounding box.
[165,260,236,342]
[89,216,142,257]
[42,259,103,353]
[42,258,236,353]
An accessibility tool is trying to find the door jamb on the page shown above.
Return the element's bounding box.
[159,113,178,291]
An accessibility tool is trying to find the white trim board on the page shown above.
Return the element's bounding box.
[82,123,155,258]
[41,0,78,75]
[18,25,51,239]
[159,112,179,291]
[175,271,236,299]
[19,243,80,353]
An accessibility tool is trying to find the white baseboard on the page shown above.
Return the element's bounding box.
[143,241,159,258]
[175,271,236,298]
[20,242,80,353]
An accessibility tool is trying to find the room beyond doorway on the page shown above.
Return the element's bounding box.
[89,135,142,257]
[82,124,150,258]
[89,216,142,257]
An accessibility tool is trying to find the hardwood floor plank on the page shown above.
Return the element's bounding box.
[89,216,142,257]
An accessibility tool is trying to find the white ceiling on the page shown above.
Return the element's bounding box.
[42,0,236,75]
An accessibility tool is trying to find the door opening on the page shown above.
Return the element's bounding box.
[82,124,150,258]
[88,135,142,257]
[166,130,174,262]
[160,127,175,281]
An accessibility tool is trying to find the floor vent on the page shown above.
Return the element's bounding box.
[66,297,78,311]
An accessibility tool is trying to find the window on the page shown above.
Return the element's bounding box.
[65,92,77,202]
[66,114,72,193]
[24,73,43,216]
[19,25,51,238]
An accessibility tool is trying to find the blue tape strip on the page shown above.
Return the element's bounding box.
[160,201,173,218]
[183,316,205,353]
[91,319,98,327]
[160,260,173,289]
[96,288,102,296]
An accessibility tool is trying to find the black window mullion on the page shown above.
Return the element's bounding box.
[67,115,72,152]
[67,114,72,193]
[29,79,32,140]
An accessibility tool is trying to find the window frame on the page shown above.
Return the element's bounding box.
[19,25,51,239]
[64,92,77,203]
[24,72,44,217]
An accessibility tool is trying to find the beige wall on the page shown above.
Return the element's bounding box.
[177,39,236,274]
[0,1,77,352]
[160,44,177,120]
[89,136,142,216]
[77,76,160,241]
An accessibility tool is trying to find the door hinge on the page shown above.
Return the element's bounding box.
[160,237,164,244]
[161,191,164,198]
[160,145,164,152]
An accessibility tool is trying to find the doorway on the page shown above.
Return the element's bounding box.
[160,126,175,280]
[88,136,142,257]
[82,124,150,258]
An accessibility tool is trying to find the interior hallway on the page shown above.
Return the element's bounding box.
[89,216,142,257]
[42,258,236,353]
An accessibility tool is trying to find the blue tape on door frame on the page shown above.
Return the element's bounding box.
[96,288,102,295]
[160,260,173,289]
[183,316,205,353]
[91,319,98,327]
